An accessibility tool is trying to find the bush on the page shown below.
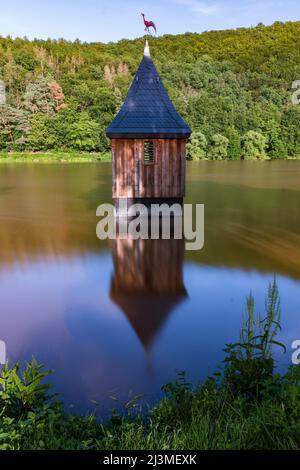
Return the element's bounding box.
[66,112,102,151]
[223,279,285,400]
[225,126,241,160]
[241,130,267,160]
[186,131,207,160]
[28,114,58,150]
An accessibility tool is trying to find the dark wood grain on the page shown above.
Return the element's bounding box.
[112,139,187,199]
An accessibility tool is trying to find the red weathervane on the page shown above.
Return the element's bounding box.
[141,12,157,35]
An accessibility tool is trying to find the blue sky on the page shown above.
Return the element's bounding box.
[0,0,299,43]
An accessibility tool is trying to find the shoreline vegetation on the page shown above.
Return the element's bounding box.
[1,280,300,450]
[0,151,111,163]
[0,152,300,163]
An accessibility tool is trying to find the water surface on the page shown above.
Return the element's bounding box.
[0,161,299,415]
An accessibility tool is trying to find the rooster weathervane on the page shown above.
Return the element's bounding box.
[141,12,157,35]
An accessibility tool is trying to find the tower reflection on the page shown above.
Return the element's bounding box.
[110,231,187,351]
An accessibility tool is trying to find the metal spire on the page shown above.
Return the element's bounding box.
[144,39,151,57]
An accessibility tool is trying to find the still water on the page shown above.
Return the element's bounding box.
[0,161,299,416]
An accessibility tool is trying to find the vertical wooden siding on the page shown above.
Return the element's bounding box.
[112,139,186,198]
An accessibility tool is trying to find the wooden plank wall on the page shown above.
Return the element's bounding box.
[112,139,186,199]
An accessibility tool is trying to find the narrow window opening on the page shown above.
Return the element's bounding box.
[144,141,154,163]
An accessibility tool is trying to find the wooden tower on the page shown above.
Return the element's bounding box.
[106,41,191,209]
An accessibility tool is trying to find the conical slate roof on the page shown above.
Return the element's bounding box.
[106,41,191,139]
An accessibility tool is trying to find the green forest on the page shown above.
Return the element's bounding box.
[1,20,300,159]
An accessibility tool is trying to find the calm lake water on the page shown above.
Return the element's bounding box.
[0,161,299,416]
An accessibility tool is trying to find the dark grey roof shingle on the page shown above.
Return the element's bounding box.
[106,44,191,139]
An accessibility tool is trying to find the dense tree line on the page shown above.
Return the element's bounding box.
[1,20,300,158]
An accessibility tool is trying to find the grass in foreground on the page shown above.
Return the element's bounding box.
[1,280,300,450]
[0,152,112,163]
